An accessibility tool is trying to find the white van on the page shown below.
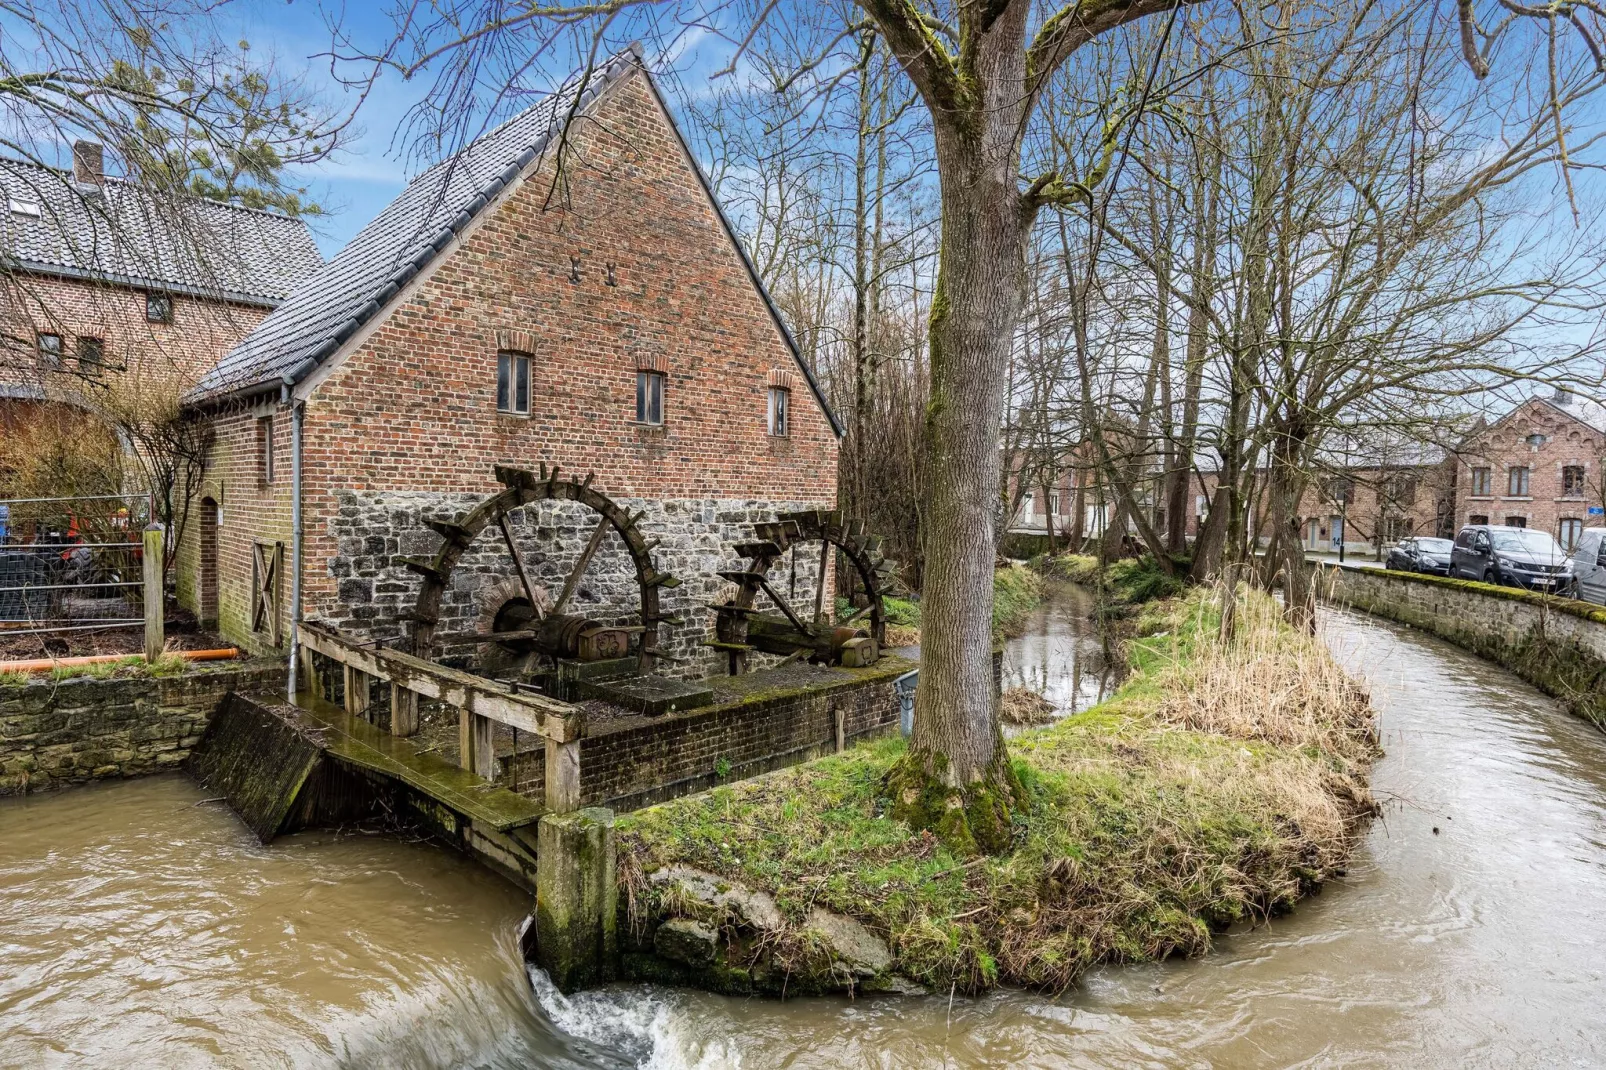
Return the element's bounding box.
[1568,527,1606,603]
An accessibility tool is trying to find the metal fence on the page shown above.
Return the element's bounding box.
[0,492,153,636]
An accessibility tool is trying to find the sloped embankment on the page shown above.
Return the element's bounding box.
[615,588,1379,995]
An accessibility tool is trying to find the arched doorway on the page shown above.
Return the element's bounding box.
[199,497,219,628]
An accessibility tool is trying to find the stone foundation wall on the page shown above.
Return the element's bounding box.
[320,491,832,676]
[0,662,282,796]
[1320,563,1606,727]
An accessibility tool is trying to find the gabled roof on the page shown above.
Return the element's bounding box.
[1459,389,1606,448]
[0,159,322,306]
[187,45,841,434]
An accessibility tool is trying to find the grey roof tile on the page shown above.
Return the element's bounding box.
[189,48,641,404]
[0,159,322,305]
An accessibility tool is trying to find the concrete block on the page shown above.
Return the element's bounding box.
[535,806,617,993]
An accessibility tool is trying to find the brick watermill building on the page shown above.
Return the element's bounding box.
[126,47,917,990]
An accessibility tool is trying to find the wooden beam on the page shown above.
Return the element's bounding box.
[343,664,372,722]
[142,526,164,663]
[390,682,418,737]
[553,516,609,616]
[813,537,830,626]
[755,574,812,634]
[298,621,583,742]
[497,512,548,619]
[545,738,581,814]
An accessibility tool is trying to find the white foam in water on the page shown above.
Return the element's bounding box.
[529,967,743,1070]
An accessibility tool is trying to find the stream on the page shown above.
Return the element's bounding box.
[4,598,1605,1067]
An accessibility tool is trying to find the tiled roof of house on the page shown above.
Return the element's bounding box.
[1540,391,1606,434]
[187,48,637,405]
[0,159,322,306]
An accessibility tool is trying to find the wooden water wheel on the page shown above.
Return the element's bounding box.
[400,463,678,670]
[711,509,896,674]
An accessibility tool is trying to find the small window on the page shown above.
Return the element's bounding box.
[1508,467,1531,496]
[1471,467,1492,496]
[145,292,173,324]
[257,415,275,484]
[1526,433,1547,448]
[767,386,789,436]
[36,332,61,368]
[1505,515,1527,528]
[1468,514,1489,526]
[636,370,664,425]
[497,352,530,415]
[1564,465,1586,497]
[1195,494,1209,518]
[76,336,104,377]
[1559,517,1584,551]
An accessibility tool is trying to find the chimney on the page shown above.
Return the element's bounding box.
[72,140,103,186]
[1554,384,1574,406]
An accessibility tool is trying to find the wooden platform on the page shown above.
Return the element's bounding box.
[292,690,545,833]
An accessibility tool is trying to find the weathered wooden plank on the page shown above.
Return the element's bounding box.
[299,622,583,742]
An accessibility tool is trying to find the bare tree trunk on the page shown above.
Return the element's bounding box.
[888,8,1038,855]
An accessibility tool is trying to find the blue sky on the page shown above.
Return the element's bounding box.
[230,2,725,259]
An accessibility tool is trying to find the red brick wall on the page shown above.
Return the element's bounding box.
[1,273,268,404]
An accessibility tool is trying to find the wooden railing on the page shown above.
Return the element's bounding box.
[297,620,584,813]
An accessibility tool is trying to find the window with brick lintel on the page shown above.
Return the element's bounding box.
[497,351,530,415]
[637,370,664,425]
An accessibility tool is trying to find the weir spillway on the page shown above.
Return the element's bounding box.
[189,691,547,888]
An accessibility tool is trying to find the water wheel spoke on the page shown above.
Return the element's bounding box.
[496,512,548,619]
[553,516,609,616]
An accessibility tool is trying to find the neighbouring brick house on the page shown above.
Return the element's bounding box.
[179,47,842,671]
[1453,388,1606,551]
[0,142,321,463]
[1180,439,1456,557]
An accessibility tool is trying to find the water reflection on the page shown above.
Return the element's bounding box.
[1001,582,1118,717]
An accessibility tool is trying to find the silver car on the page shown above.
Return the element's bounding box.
[1568,527,1606,603]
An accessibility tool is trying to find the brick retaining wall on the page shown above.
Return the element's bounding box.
[1320,563,1606,727]
[0,661,282,795]
[495,658,913,813]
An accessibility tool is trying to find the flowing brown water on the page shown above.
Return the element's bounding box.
[5,602,1606,1067]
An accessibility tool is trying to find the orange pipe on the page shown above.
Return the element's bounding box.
[0,648,240,674]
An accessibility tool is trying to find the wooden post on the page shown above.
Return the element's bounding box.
[142,525,164,663]
[545,738,581,814]
[343,664,371,722]
[390,683,418,737]
[458,706,473,772]
[473,713,495,780]
[834,703,846,753]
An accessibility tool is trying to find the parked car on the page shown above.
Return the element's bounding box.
[1567,527,1606,602]
[1450,525,1573,591]
[1386,536,1454,575]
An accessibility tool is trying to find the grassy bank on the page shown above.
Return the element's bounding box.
[620,587,1378,993]
[844,565,1045,647]
[1033,552,1187,607]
